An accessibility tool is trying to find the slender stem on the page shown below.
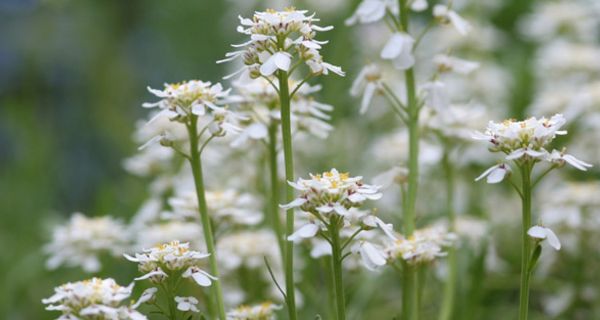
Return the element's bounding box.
[518,163,533,320]
[399,0,420,319]
[187,117,226,320]
[401,263,418,320]
[277,67,298,320]
[329,218,347,320]
[438,147,457,320]
[267,122,285,259]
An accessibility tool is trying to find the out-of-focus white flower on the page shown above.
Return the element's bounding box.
[433,4,471,36]
[132,287,158,309]
[132,221,204,251]
[423,103,488,141]
[372,166,409,188]
[44,213,129,273]
[124,241,215,287]
[168,189,263,226]
[371,129,444,166]
[360,225,455,268]
[351,64,383,114]
[345,0,396,25]
[42,278,145,320]
[420,81,448,112]
[475,163,511,184]
[217,230,281,271]
[219,8,344,79]
[123,144,174,177]
[381,32,415,70]
[433,54,479,75]
[226,302,282,320]
[175,296,200,313]
[231,76,335,144]
[528,225,561,250]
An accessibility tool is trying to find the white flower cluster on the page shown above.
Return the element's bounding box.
[124,240,215,287]
[218,8,344,79]
[168,189,263,226]
[226,302,282,320]
[42,278,145,320]
[217,230,281,272]
[142,80,242,148]
[282,168,382,215]
[360,226,455,269]
[44,213,129,273]
[231,76,334,146]
[474,114,592,183]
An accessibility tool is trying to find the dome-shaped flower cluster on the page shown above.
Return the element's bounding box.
[42,278,145,320]
[124,241,215,287]
[218,8,344,79]
[474,114,592,183]
[281,168,382,216]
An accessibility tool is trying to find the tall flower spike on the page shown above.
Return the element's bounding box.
[218,8,344,79]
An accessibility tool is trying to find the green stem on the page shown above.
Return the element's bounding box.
[329,218,347,320]
[518,163,533,320]
[399,0,420,319]
[187,117,226,320]
[438,148,457,320]
[277,68,298,320]
[267,122,285,259]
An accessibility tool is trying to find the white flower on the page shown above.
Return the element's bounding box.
[175,296,200,313]
[433,54,479,75]
[219,8,343,79]
[345,0,396,25]
[124,241,215,287]
[226,302,282,320]
[546,149,593,171]
[420,81,448,112]
[217,230,281,271]
[168,189,263,226]
[42,278,146,320]
[411,0,428,12]
[358,241,387,270]
[433,4,471,36]
[350,64,383,114]
[132,288,158,309]
[528,225,561,250]
[475,163,511,184]
[44,213,129,273]
[381,32,415,70]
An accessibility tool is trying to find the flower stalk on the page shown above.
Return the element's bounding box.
[267,122,285,258]
[276,67,298,320]
[329,216,347,320]
[187,116,226,320]
[518,163,533,320]
[439,147,457,320]
[399,0,420,319]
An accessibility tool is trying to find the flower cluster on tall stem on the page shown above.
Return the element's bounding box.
[219,8,344,319]
[474,114,590,320]
[282,169,386,320]
[143,79,243,319]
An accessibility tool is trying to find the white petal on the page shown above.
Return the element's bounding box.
[487,167,508,184]
[279,197,307,209]
[545,228,561,250]
[360,83,376,114]
[287,223,319,242]
[360,242,387,270]
[527,226,547,239]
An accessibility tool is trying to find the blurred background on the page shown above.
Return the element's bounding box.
[1,0,598,319]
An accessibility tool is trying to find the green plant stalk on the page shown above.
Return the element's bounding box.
[267,122,285,258]
[518,163,533,320]
[438,149,457,320]
[399,0,420,319]
[329,218,347,320]
[187,116,226,320]
[276,69,298,320]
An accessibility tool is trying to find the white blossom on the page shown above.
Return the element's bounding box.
[44,213,129,273]
[381,32,415,70]
[226,302,282,320]
[350,64,383,114]
[42,278,146,320]
[175,296,200,313]
[433,54,479,75]
[433,4,471,36]
[528,225,561,250]
[475,163,511,184]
